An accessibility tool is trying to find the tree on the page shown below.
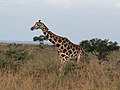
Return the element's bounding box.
[33,35,48,44]
[80,38,119,61]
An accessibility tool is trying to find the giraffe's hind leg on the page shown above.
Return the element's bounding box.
[77,53,81,63]
[77,51,86,63]
[77,52,89,64]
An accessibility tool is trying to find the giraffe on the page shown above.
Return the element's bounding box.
[30,20,86,70]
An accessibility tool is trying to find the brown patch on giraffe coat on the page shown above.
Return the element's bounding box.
[67,45,70,50]
[70,54,73,57]
[56,43,60,47]
[43,32,46,35]
[54,37,57,42]
[61,54,66,57]
[62,40,66,44]
[65,56,69,60]
[51,40,55,44]
[55,37,58,39]
[64,38,69,42]
[49,39,52,42]
[58,39,62,43]
[63,49,67,53]
[74,51,77,54]
[72,48,75,52]
[60,46,64,49]
[66,52,69,55]
[68,50,72,54]
[50,34,54,38]
[64,43,67,47]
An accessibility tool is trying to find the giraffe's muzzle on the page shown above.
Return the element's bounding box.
[30,27,34,31]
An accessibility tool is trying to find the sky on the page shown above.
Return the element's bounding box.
[0,0,120,44]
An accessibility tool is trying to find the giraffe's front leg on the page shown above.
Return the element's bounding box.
[77,53,81,63]
[59,59,66,72]
[58,53,67,72]
[58,49,69,73]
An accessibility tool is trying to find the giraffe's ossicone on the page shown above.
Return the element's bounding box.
[30,20,86,69]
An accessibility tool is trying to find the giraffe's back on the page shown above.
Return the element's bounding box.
[58,37,84,61]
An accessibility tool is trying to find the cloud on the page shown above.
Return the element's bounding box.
[1,0,120,9]
[44,0,74,8]
[42,0,120,8]
[116,2,120,9]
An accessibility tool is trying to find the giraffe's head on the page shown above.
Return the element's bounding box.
[30,20,48,31]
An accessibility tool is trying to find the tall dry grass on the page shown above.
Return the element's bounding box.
[0,43,120,90]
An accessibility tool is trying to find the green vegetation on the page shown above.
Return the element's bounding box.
[80,38,119,61]
[0,43,120,90]
[33,35,48,44]
[0,43,34,71]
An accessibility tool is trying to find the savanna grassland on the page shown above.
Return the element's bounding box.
[0,43,120,90]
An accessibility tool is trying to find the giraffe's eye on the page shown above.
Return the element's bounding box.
[36,24,39,26]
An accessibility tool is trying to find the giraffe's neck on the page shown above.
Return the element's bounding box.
[40,25,63,47]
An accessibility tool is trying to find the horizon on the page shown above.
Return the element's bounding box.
[0,40,50,44]
[0,38,119,45]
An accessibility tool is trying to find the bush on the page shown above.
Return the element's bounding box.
[5,50,29,61]
[80,38,119,61]
[33,35,48,44]
[0,59,21,71]
[64,61,77,74]
[0,43,33,71]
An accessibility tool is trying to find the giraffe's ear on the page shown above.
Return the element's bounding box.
[39,20,41,22]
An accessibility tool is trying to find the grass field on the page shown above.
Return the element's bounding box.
[0,43,120,90]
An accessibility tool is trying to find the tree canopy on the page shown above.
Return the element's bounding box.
[33,35,48,44]
[80,38,119,60]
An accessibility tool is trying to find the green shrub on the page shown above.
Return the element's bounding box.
[80,38,119,61]
[5,50,29,61]
[0,59,21,71]
[63,61,78,75]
